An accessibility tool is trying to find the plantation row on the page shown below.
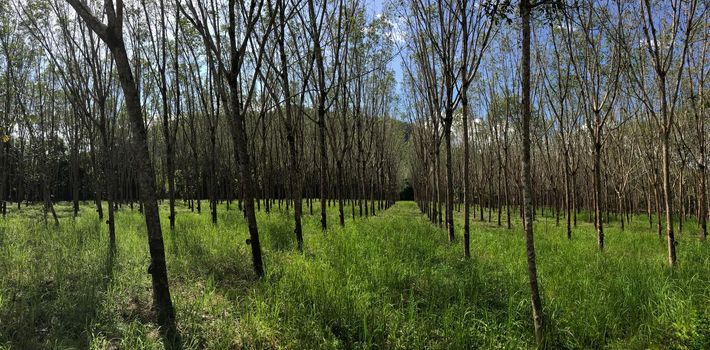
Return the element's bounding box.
[1,0,406,342]
[0,0,708,347]
[403,0,708,343]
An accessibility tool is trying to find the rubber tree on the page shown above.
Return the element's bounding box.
[66,0,177,339]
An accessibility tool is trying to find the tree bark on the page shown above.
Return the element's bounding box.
[444,114,455,242]
[277,0,303,250]
[520,0,543,344]
[593,130,604,250]
[66,0,177,338]
[462,89,471,257]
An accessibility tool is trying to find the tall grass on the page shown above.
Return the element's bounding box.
[0,201,708,349]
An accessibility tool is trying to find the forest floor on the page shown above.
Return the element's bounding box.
[0,201,708,349]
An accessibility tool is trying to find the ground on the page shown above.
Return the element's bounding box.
[0,201,708,349]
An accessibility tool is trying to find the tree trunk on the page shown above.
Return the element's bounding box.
[337,161,345,227]
[278,1,304,249]
[654,169,662,238]
[65,1,178,337]
[700,162,707,241]
[462,88,471,258]
[521,1,544,343]
[593,131,604,250]
[504,147,511,229]
[0,141,7,219]
[90,139,104,220]
[318,116,328,230]
[564,150,571,239]
[661,127,676,265]
[210,131,218,224]
[112,45,176,341]
[444,115,455,242]
[101,140,117,250]
[71,118,80,218]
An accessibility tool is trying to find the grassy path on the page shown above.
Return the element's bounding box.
[0,201,709,349]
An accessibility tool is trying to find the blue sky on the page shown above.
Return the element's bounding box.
[364,0,407,116]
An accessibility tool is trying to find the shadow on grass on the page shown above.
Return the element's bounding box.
[168,220,259,296]
[0,240,116,348]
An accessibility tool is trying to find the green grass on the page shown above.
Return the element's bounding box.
[0,200,708,349]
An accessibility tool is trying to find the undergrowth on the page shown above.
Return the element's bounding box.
[0,201,708,349]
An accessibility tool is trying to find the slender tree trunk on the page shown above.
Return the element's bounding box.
[678,166,684,235]
[700,162,707,241]
[318,116,328,230]
[593,131,604,250]
[444,116,455,242]
[113,47,176,340]
[1,63,9,219]
[64,2,178,336]
[101,138,117,250]
[661,127,676,265]
[162,67,176,230]
[278,1,304,249]
[369,173,375,216]
[90,140,104,220]
[497,164,502,226]
[462,89,471,258]
[71,119,80,218]
[228,69,265,276]
[0,142,8,219]
[210,131,218,224]
[572,171,578,227]
[436,151,443,227]
[564,150,571,239]
[504,147,511,229]
[618,193,625,231]
[654,169,662,238]
[337,162,345,227]
[166,144,176,229]
[521,1,543,343]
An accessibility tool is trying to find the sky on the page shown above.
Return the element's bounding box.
[364,0,407,117]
